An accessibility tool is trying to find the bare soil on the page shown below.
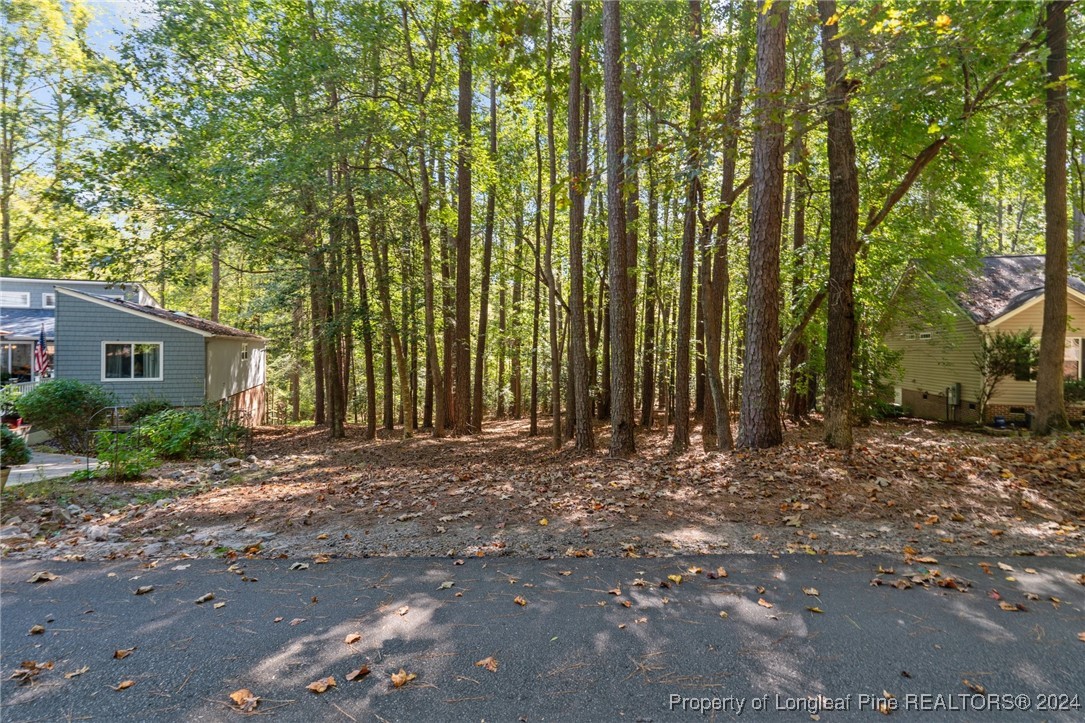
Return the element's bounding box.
[2,417,1083,562]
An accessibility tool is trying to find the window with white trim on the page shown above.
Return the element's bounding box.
[0,291,30,308]
[42,292,56,308]
[103,342,162,381]
[918,331,933,341]
[240,343,249,362]
[1066,338,1082,380]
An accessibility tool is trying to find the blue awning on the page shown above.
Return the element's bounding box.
[0,309,54,340]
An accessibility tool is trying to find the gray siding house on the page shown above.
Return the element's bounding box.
[53,287,266,423]
[1,277,153,383]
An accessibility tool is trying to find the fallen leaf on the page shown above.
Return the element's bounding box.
[707,567,728,579]
[667,574,683,585]
[1077,632,1085,643]
[607,587,621,595]
[802,587,820,596]
[396,606,409,616]
[273,616,284,623]
[437,580,454,590]
[29,625,44,635]
[230,688,260,712]
[999,601,1024,612]
[620,600,632,608]
[10,660,53,685]
[344,633,361,645]
[213,602,226,609]
[316,533,328,540]
[27,571,58,583]
[390,669,416,688]
[134,586,154,596]
[195,593,215,604]
[314,555,331,564]
[559,570,572,576]
[757,598,774,609]
[997,562,1014,572]
[113,648,136,660]
[290,562,309,571]
[112,680,135,691]
[718,611,729,619]
[475,656,499,672]
[345,666,370,681]
[538,518,548,526]
[289,618,306,626]
[962,679,986,694]
[806,606,824,613]
[513,596,527,606]
[784,514,803,527]
[307,676,336,693]
[64,666,90,680]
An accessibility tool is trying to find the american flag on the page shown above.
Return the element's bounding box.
[33,323,49,378]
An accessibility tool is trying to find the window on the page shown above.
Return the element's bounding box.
[1,343,32,382]
[1013,347,1034,382]
[102,342,162,381]
[42,292,55,308]
[0,291,30,308]
[240,343,249,362]
[1065,338,1082,380]
[918,331,933,341]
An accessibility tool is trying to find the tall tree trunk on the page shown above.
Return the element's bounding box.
[345,163,376,439]
[511,200,524,418]
[454,25,473,435]
[672,0,702,453]
[531,118,543,435]
[786,119,811,421]
[438,156,455,430]
[545,0,562,449]
[473,78,498,432]
[738,0,788,449]
[1034,0,1071,434]
[497,284,507,418]
[641,110,659,428]
[702,0,748,452]
[819,0,861,450]
[602,0,635,456]
[418,145,446,437]
[210,240,221,322]
[567,1,595,451]
[291,298,303,422]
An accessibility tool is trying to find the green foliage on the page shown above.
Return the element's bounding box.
[138,405,246,460]
[122,397,173,424]
[15,379,114,453]
[1,426,33,467]
[1065,378,1085,404]
[92,429,157,480]
[974,329,1039,420]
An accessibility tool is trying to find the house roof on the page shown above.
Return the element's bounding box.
[56,288,263,340]
[0,309,54,340]
[923,255,1085,325]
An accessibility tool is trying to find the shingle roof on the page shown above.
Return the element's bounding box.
[58,288,263,339]
[924,255,1085,324]
[0,309,54,340]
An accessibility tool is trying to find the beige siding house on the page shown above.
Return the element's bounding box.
[883,255,1085,423]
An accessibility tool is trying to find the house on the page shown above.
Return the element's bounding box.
[882,255,1085,423]
[1,277,266,424]
[1,277,154,383]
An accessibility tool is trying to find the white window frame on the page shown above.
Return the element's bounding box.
[41,292,56,308]
[1068,337,1083,380]
[101,341,164,382]
[0,291,30,308]
[240,343,249,362]
[918,331,933,341]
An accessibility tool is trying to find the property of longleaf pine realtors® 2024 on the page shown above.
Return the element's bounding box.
[666,692,1080,715]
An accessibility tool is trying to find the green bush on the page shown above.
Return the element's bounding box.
[1066,378,1085,404]
[15,379,114,453]
[122,397,172,424]
[138,405,245,460]
[91,429,157,480]
[1,426,32,467]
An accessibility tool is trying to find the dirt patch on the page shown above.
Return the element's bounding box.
[2,418,1082,561]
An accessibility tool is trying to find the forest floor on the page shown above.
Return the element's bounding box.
[2,417,1083,562]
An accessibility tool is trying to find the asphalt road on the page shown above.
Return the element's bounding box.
[1,555,1082,722]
